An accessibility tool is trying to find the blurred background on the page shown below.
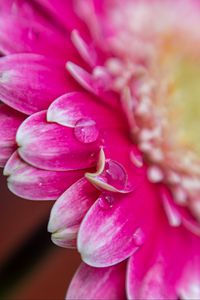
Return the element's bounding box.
[0,171,80,300]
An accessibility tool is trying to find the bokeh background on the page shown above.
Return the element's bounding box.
[0,171,80,299]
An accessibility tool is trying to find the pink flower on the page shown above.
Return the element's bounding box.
[1,0,200,299]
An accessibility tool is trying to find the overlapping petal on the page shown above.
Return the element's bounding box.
[0,15,75,58]
[0,104,25,167]
[48,178,100,248]
[127,225,176,299]
[36,0,86,33]
[66,262,127,300]
[0,1,200,299]
[127,224,200,300]
[4,152,85,200]
[0,54,76,115]
[16,110,101,171]
[177,235,200,300]
[78,179,160,267]
[47,91,121,129]
[67,62,119,108]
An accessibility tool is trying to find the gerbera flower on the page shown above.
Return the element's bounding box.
[1,0,200,299]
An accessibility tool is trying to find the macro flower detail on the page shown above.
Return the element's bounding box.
[1,0,200,299]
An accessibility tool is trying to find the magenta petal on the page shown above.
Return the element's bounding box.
[17,111,100,171]
[67,61,103,95]
[36,0,85,32]
[67,61,121,108]
[0,54,75,115]
[66,262,127,300]
[127,247,175,299]
[126,223,194,300]
[78,179,159,267]
[48,178,100,248]
[0,104,25,167]
[47,91,120,129]
[177,235,200,300]
[71,30,97,67]
[67,61,111,96]
[4,152,85,200]
[0,11,75,59]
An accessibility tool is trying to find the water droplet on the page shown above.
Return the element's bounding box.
[133,228,145,246]
[103,160,128,190]
[98,193,115,210]
[74,118,99,144]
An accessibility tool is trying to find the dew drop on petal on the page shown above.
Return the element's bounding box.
[74,118,99,144]
[103,160,128,190]
[98,192,115,210]
[132,228,145,246]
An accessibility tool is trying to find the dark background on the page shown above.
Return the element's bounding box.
[0,171,80,299]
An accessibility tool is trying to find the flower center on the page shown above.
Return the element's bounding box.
[99,0,200,220]
[168,58,200,156]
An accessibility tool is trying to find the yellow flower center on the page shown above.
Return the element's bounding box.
[170,58,200,156]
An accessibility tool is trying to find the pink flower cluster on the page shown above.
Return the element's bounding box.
[0,0,200,299]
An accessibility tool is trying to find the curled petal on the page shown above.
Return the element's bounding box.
[0,104,25,167]
[66,262,127,300]
[48,178,100,248]
[4,152,85,200]
[17,111,101,171]
[78,179,159,267]
[85,148,133,193]
[0,54,76,115]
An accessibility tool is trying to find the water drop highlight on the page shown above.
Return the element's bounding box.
[74,118,99,144]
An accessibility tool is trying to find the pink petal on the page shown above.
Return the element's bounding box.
[0,54,76,115]
[67,61,119,108]
[126,223,198,300]
[36,0,86,33]
[0,0,77,61]
[160,186,200,236]
[127,240,175,299]
[0,0,13,12]
[85,148,136,193]
[0,104,25,167]
[103,129,145,180]
[78,179,159,267]
[160,186,182,227]
[48,178,100,248]
[71,30,97,67]
[67,61,105,94]
[177,235,200,300]
[66,262,127,300]
[0,11,75,59]
[47,91,121,129]
[17,111,101,171]
[4,151,85,200]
